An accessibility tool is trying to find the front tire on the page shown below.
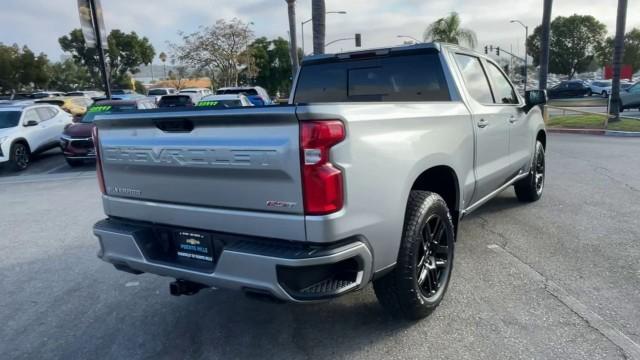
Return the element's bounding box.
[373,191,455,320]
[587,89,593,97]
[9,142,30,171]
[514,140,545,202]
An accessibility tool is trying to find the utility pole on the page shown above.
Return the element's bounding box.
[539,0,553,90]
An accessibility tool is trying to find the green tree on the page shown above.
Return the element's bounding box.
[527,14,607,79]
[243,37,294,96]
[59,28,155,88]
[423,12,477,49]
[596,28,640,71]
[0,43,49,92]
[0,43,21,92]
[48,59,93,92]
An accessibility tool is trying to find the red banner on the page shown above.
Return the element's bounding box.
[604,65,633,80]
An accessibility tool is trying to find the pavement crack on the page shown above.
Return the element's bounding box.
[594,166,640,194]
[476,215,511,249]
[488,244,640,359]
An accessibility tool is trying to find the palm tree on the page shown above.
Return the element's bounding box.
[312,0,326,55]
[539,0,553,90]
[609,0,628,123]
[158,52,167,79]
[423,12,477,49]
[285,0,299,77]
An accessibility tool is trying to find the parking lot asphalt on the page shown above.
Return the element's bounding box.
[0,147,96,178]
[1,133,639,359]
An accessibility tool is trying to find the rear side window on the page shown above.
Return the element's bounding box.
[453,54,494,104]
[36,107,56,121]
[294,52,450,103]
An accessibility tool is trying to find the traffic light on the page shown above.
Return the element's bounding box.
[496,47,500,56]
[484,46,488,54]
[355,33,362,47]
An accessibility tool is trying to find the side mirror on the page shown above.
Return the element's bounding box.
[24,120,38,127]
[524,90,547,112]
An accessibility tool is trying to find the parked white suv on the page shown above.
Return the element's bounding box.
[0,102,72,171]
[588,80,612,97]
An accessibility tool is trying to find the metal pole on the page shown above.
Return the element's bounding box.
[539,0,553,90]
[89,0,110,99]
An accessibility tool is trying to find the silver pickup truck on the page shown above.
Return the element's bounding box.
[92,43,547,319]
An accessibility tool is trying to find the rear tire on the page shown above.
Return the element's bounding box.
[9,142,30,171]
[514,140,545,202]
[373,191,455,320]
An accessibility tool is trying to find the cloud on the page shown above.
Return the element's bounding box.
[1,0,639,62]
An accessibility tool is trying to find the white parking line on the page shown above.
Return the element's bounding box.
[45,163,70,174]
[488,244,640,359]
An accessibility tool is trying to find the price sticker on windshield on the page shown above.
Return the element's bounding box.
[88,105,112,113]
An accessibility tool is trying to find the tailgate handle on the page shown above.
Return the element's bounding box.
[154,119,194,132]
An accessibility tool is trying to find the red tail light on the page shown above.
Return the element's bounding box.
[92,126,106,194]
[300,120,345,215]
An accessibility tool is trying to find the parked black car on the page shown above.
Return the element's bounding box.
[547,80,590,99]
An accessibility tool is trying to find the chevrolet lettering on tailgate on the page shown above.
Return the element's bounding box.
[103,147,279,168]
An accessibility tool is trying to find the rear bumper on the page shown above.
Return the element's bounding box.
[93,218,373,302]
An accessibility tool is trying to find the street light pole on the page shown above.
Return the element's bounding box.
[396,35,421,44]
[301,11,346,55]
[510,20,529,92]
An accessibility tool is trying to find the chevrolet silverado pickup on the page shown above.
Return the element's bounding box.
[92,43,547,319]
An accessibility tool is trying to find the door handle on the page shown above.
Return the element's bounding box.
[477,118,489,128]
[509,116,518,124]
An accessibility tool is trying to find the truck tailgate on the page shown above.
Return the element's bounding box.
[95,107,304,215]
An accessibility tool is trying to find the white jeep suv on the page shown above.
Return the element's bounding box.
[0,102,72,171]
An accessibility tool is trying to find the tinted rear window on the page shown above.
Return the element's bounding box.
[158,96,192,107]
[217,89,259,96]
[294,52,450,103]
[148,89,168,95]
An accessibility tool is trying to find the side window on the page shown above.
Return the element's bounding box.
[485,62,519,104]
[35,107,55,121]
[454,54,494,104]
[23,109,39,124]
[628,84,640,94]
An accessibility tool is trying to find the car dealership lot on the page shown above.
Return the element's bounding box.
[1,134,639,359]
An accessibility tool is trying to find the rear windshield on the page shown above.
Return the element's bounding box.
[158,95,192,107]
[148,89,168,95]
[294,52,450,103]
[217,88,259,96]
[0,111,21,129]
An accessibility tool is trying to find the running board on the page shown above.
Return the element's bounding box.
[461,172,529,216]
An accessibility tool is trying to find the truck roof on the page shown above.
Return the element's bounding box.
[301,42,483,65]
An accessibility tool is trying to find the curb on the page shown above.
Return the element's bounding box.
[547,128,640,137]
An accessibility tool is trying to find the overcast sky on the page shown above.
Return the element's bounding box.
[1,0,639,63]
